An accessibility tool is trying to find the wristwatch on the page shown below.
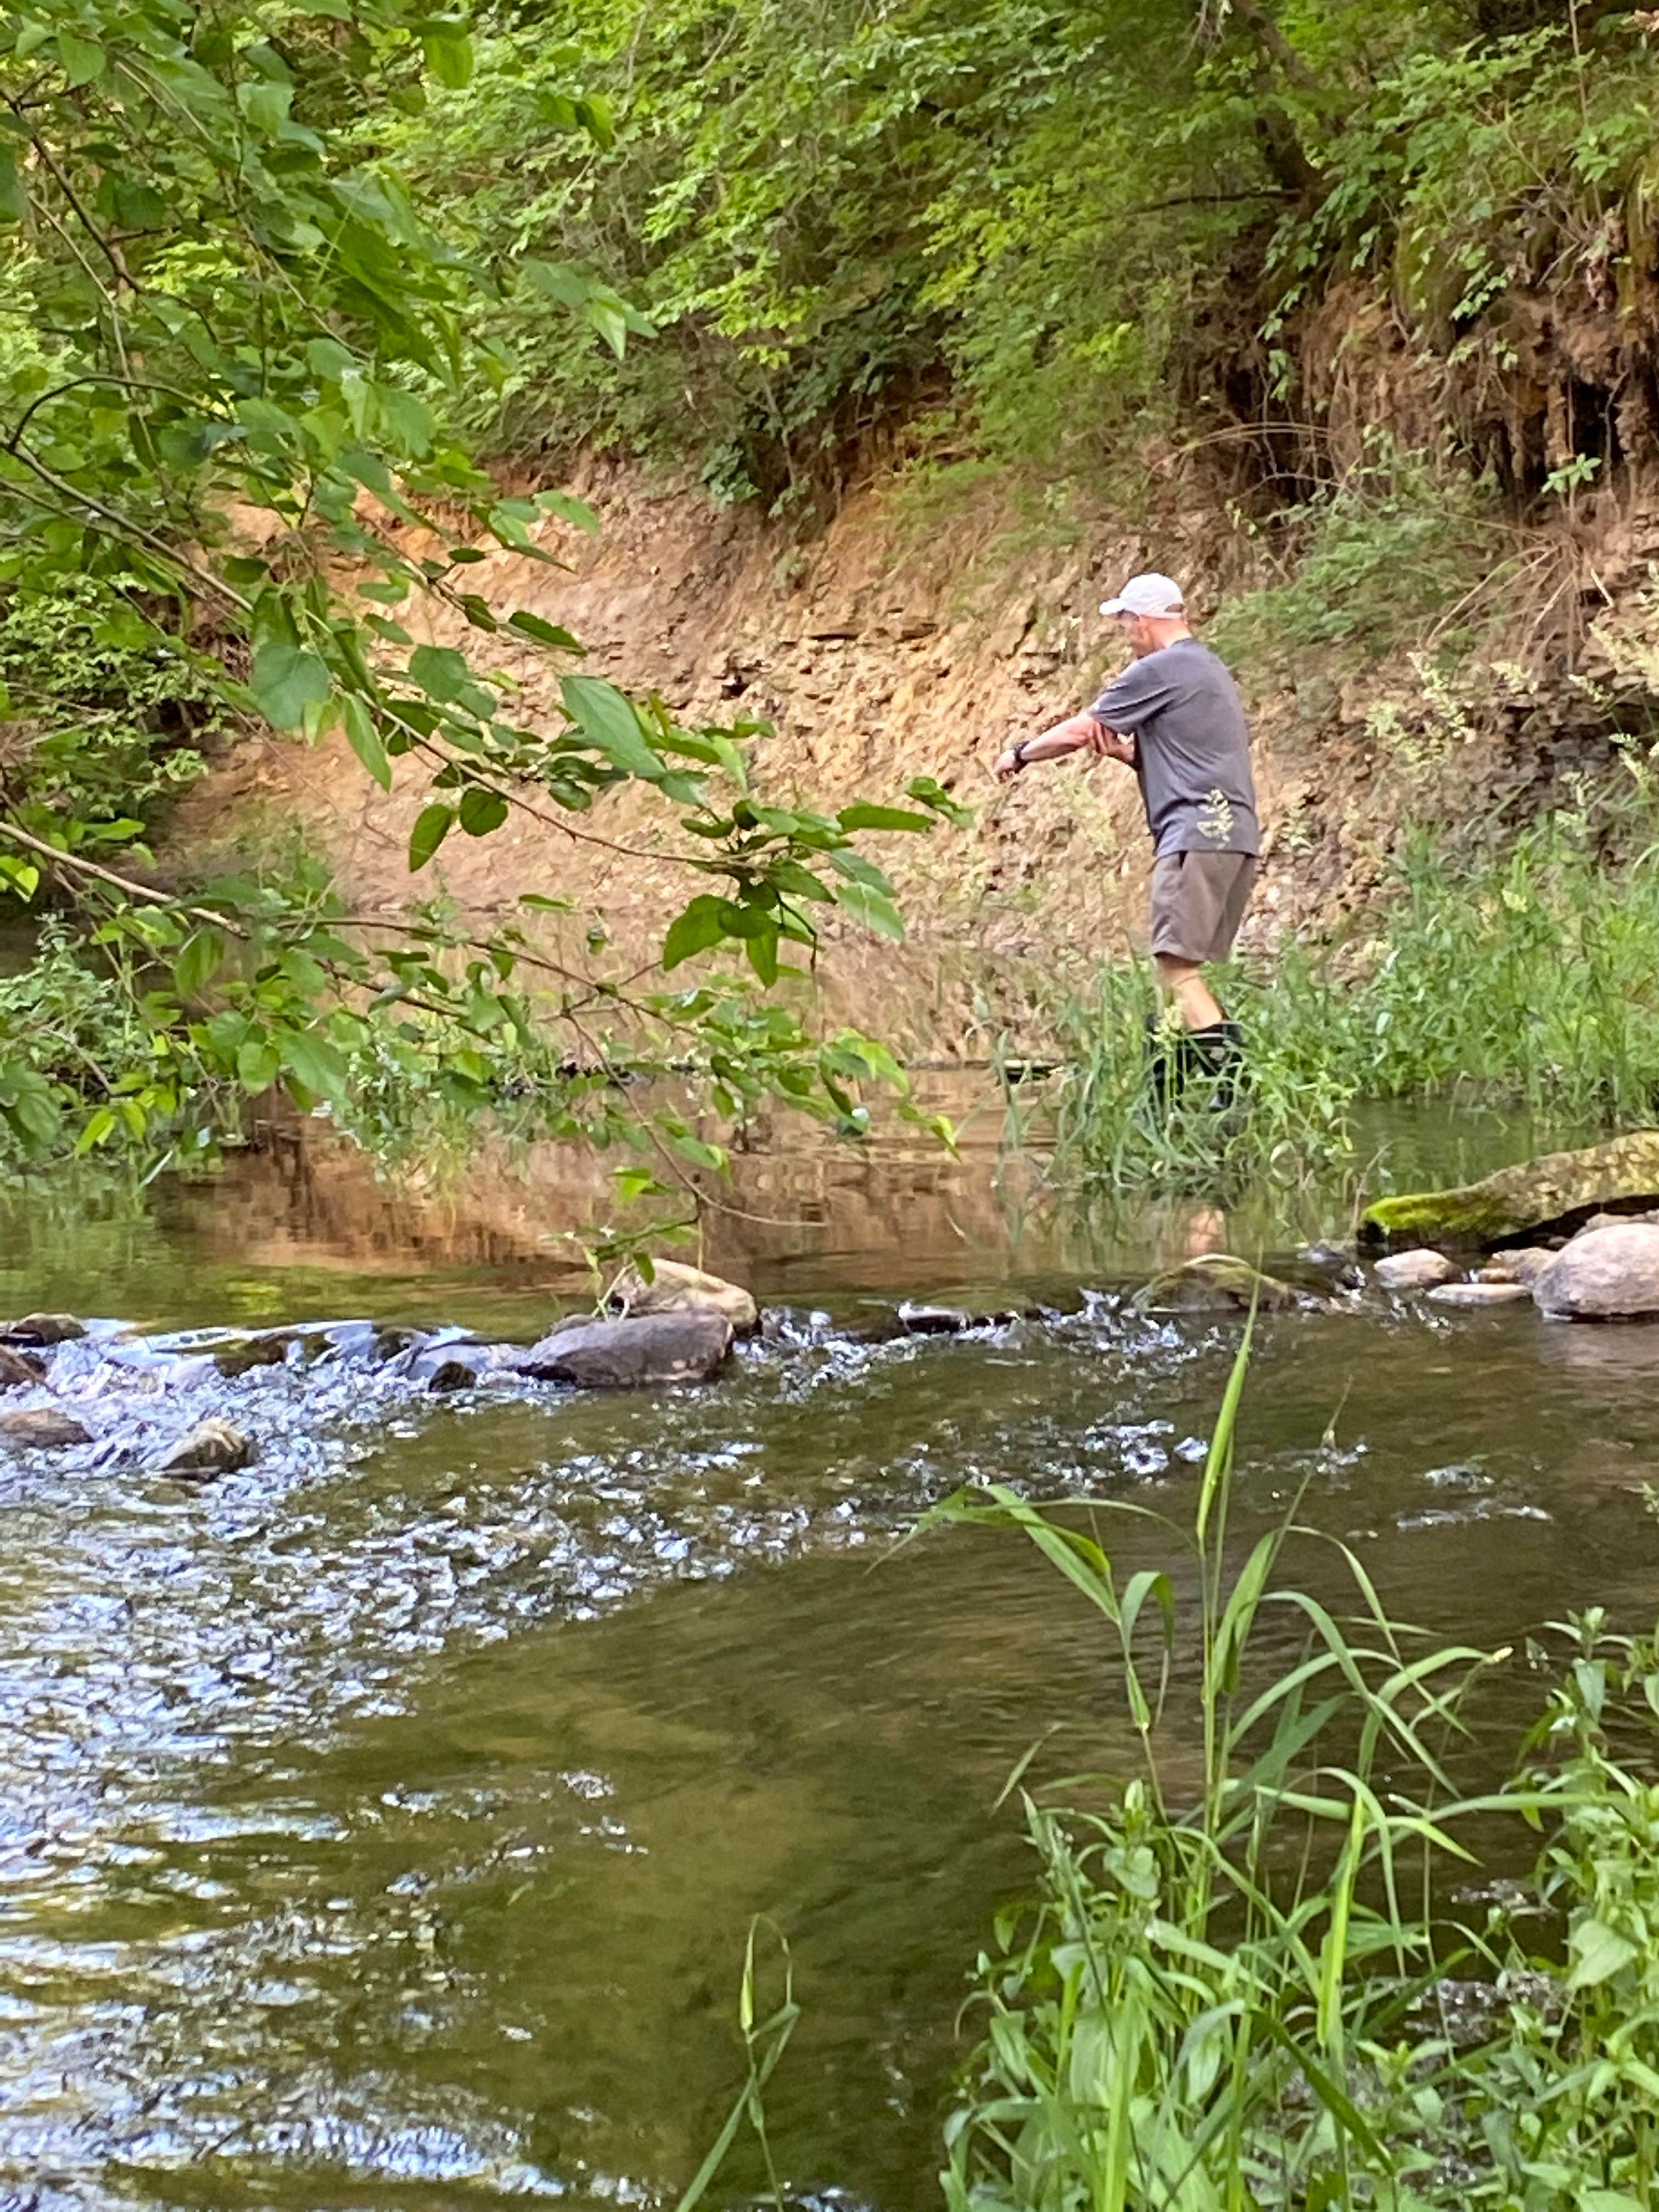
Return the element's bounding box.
[1011,738,1030,769]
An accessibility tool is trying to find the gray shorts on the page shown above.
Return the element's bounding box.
[1149,850,1258,965]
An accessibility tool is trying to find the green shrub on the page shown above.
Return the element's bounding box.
[1208,448,1512,672]
[0,575,222,886]
[685,1336,1659,2212]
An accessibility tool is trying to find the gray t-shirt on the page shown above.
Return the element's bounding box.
[1089,637,1259,857]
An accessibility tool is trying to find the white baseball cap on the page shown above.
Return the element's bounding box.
[1099,572,1185,618]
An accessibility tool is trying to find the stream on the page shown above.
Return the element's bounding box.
[3,1089,1659,2210]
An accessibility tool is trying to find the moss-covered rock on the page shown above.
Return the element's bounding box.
[1358,1131,1659,1252]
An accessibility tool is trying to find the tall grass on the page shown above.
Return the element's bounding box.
[1035,749,1659,1194]
[929,1330,1659,2211]
[685,1333,1659,2210]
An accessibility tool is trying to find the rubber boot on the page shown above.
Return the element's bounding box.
[1185,1020,1246,1114]
[1143,1014,1198,1118]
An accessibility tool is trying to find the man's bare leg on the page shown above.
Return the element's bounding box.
[1154,954,1224,1031]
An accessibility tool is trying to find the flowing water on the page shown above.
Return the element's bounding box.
[3,1094,1659,2210]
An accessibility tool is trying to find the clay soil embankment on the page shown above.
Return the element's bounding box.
[176,453,1659,1063]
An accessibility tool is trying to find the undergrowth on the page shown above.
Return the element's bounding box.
[1207,448,1519,675]
[1032,746,1659,1197]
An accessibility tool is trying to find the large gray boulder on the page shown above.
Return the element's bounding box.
[1533,1224,1659,1322]
[517,1311,733,1388]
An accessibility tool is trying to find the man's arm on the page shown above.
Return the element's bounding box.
[995,710,1135,779]
[1087,721,1137,766]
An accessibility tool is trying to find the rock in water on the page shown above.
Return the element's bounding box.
[0,1346,44,1389]
[1132,1255,1302,1314]
[0,1407,91,1449]
[1358,1130,1659,1250]
[0,1313,86,1347]
[1425,1281,1532,1308]
[158,1420,253,1478]
[517,1312,733,1388]
[896,1302,973,1335]
[1374,1250,1458,1291]
[1533,1224,1659,1322]
[1483,1248,1555,1286]
[606,1260,758,1335]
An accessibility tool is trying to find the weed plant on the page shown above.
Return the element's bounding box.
[1029,955,1360,1200]
[928,1331,1659,2212]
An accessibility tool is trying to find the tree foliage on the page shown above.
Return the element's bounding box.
[379,0,1658,504]
[0,0,962,1190]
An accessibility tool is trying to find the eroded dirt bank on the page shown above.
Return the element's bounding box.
[179,453,1659,1059]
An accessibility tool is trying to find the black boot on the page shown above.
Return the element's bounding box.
[1186,1020,1245,1113]
[1143,1014,1200,1118]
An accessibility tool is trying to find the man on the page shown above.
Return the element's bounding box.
[994,571,1258,1099]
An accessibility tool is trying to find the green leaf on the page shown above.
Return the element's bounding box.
[280,1031,348,1101]
[57,31,105,84]
[521,259,589,309]
[746,929,781,985]
[907,775,974,828]
[508,611,584,651]
[409,803,455,871]
[662,895,730,971]
[251,641,332,731]
[826,848,894,893]
[422,27,474,87]
[837,803,933,833]
[342,696,393,791]
[561,675,663,780]
[612,1165,661,1202]
[588,297,629,358]
[72,1105,117,1155]
[538,490,601,534]
[409,644,470,703]
[1568,1917,1640,1989]
[576,92,615,149]
[236,1038,281,1093]
[834,880,906,942]
[172,928,227,999]
[458,786,509,836]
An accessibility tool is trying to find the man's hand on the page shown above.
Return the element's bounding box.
[994,744,1024,780]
